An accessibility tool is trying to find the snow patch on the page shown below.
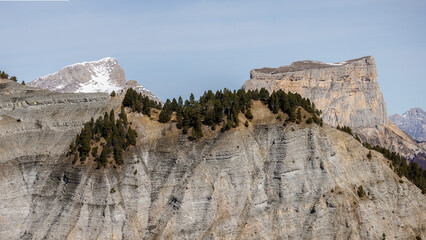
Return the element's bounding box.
[311,60,347,66]
[75,62,122,93]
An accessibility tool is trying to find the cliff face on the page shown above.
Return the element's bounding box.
[0,79,121,238]
[243,56,387,129]
[242,57,424,163]
[0,84,424,239]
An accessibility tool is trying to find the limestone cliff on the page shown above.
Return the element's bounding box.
[242,57,424,163]
[0,82,424,239]
[243,56,386,128]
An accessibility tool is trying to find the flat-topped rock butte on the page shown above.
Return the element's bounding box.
[243,56,425,165]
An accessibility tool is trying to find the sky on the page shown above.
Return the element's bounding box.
[0,0,425,115]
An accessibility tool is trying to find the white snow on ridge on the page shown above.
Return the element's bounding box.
[310,60,347,66]
[33,57,117,84]
[75,61,121,93]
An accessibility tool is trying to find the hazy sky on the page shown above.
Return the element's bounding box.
[0,0,425,114]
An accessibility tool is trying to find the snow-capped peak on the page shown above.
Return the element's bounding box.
[28,57,162,103]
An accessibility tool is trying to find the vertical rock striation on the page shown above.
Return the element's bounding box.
[0,84,425,239]
[243,56,387,128]
[242,56,425,163]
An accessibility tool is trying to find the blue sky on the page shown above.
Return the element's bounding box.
[0,0,425,114]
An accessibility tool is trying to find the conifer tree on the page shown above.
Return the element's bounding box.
[120,106,128,126]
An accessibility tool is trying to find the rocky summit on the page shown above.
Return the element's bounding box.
[0,79,425,239]
[28,57,161,102]
[243,56,386,129]
[243,56,425,165]
[390,108,426,142]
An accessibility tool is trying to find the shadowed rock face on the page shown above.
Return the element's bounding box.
[0,83,424,239]
[242,57,425,164]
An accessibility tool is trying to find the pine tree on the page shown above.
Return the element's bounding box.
[102,112,111,138]
[127,126,137,146]
[297,108,302,123]
[158,109,171,123]
[245,108,253,120]
[98,147,109,167]
[120,106,128,126]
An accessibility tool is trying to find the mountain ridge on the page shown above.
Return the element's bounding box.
[390,108,425,142]
[242,56,425,166]
[0,80,424,239]
[28,57,162,103]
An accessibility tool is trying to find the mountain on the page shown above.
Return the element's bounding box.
[242,56,425,164]
[390,108,426,142]
[0,79,425,239]
[28,57,161,103]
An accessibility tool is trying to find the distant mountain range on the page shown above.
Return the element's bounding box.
[390,108,426,142]
[28,57,161,103]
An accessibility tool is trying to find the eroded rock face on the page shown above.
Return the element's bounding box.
[0,86,424,239]
[243,56,387,129]
[0,79,119,238]
[242,57,425,165]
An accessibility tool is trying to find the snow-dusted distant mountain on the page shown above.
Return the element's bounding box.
[390,108,426,142]
[28,57,161,103]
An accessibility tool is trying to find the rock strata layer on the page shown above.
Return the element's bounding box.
[0,84,424,239]
[242,57,425,164]
[243,56,387,129]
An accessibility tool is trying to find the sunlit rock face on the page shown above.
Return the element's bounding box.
[242,56,426,165]
[28,57,161,102]
[243,56,387,129]
[0,83,425,239]
[28,57,125,94]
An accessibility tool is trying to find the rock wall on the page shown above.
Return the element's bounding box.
[0,79,121,238]
[242,57,425,163]
[0,85,424,239]
[243,56,387,129]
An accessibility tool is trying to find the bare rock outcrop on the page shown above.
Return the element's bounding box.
[243,56,387,129]
[0,85,424,239]
[28,57,161,103]
[242,57,424,164]
[28,57,125,93]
